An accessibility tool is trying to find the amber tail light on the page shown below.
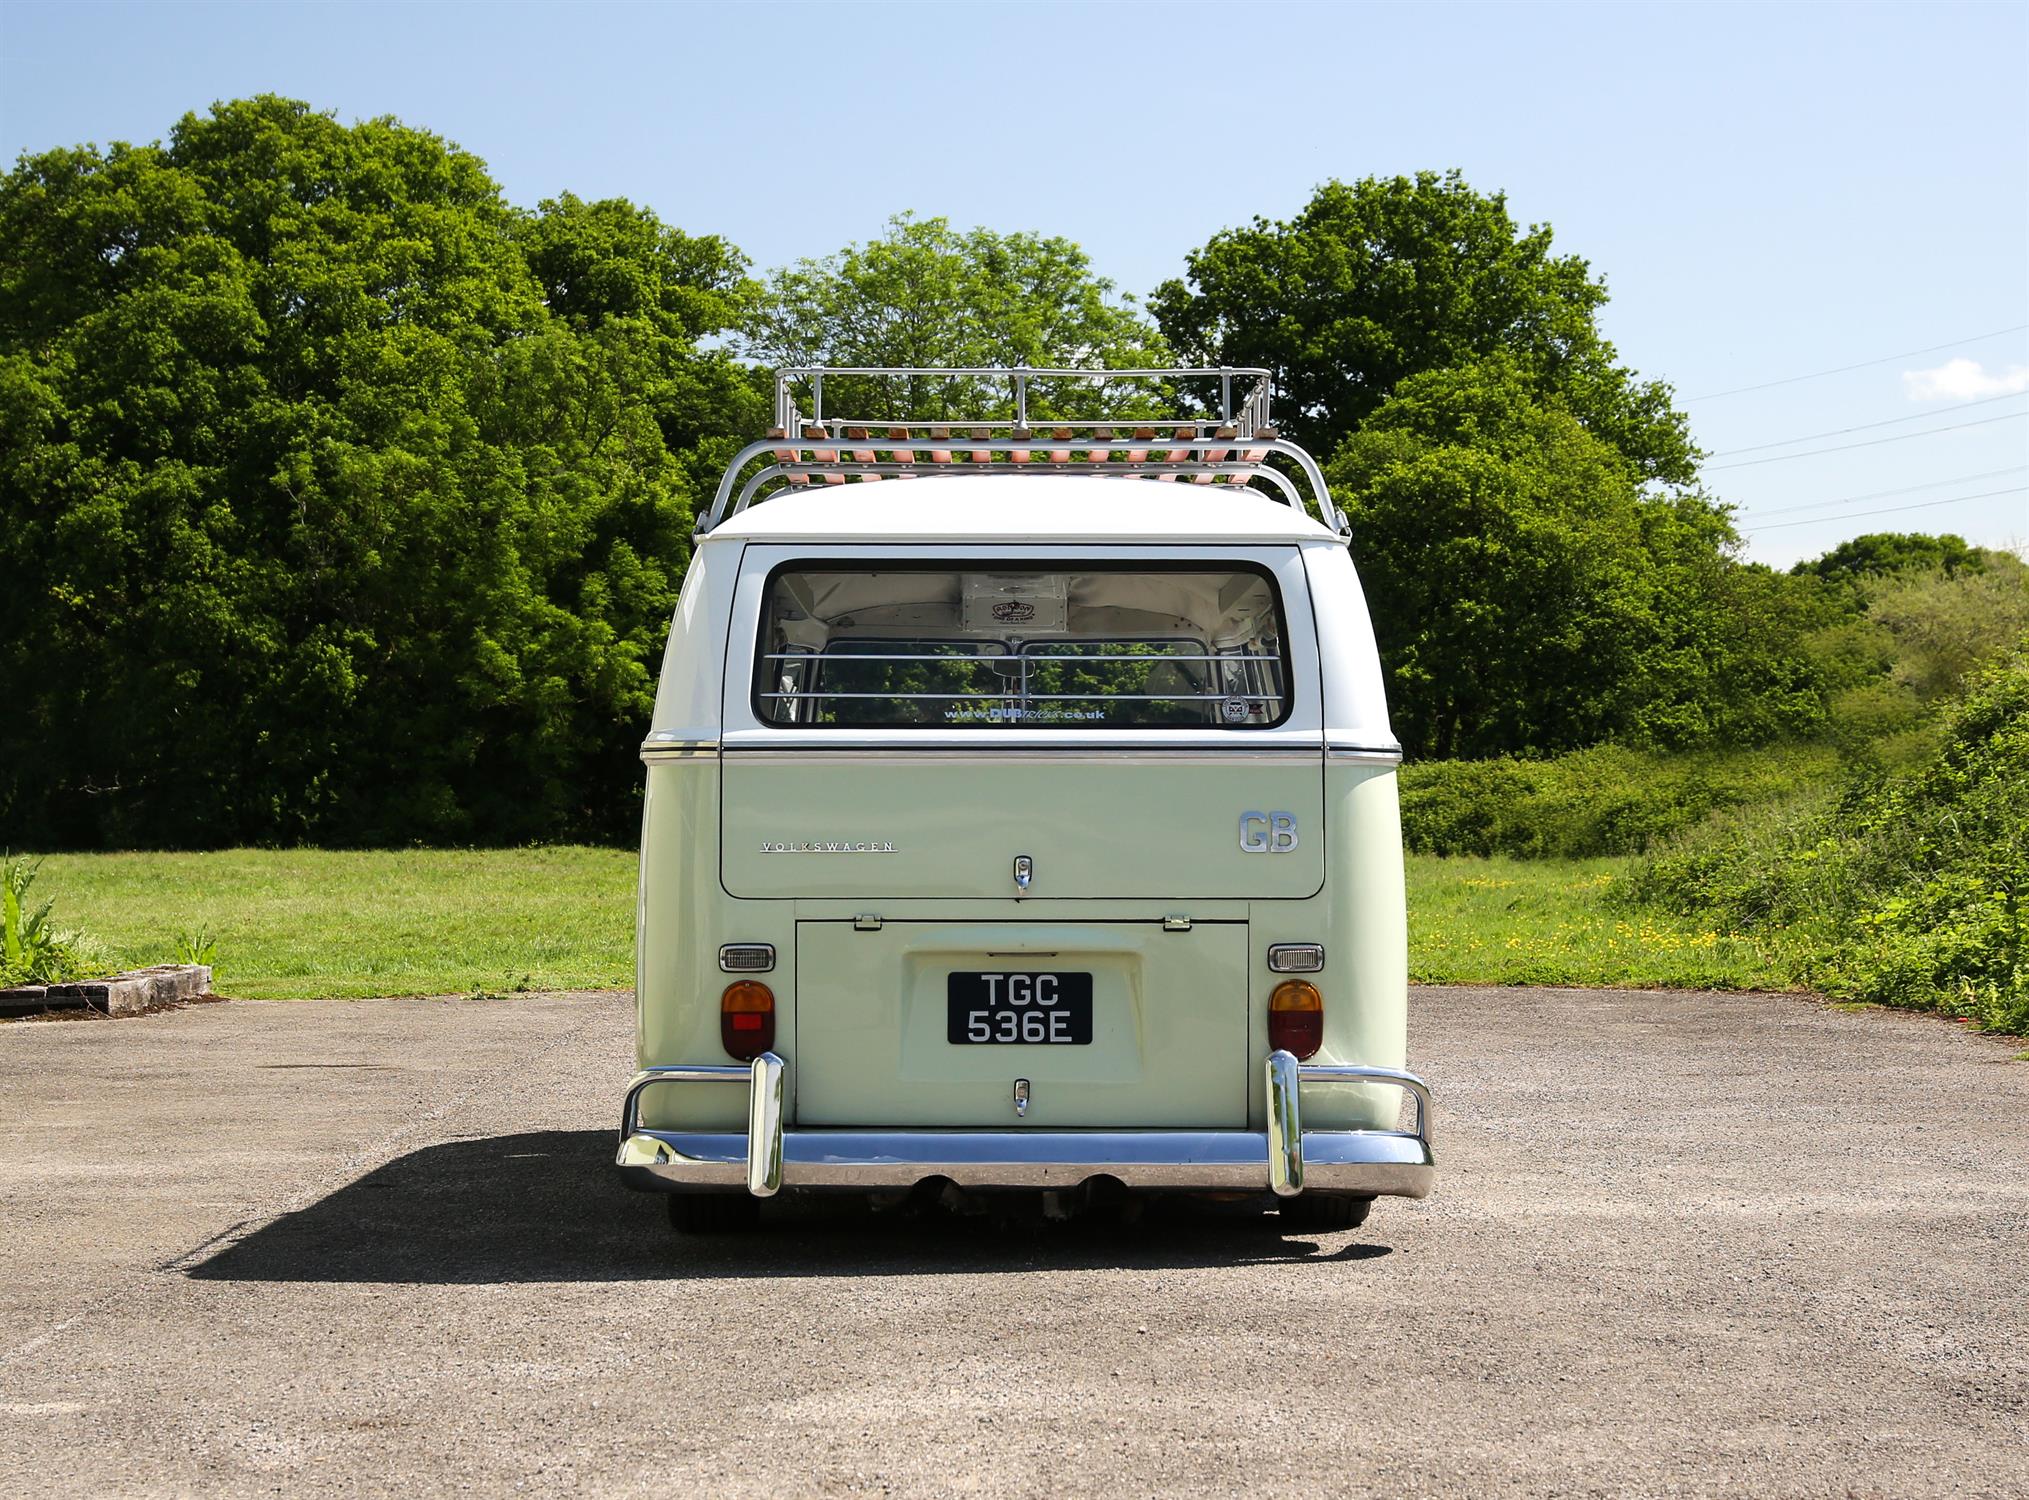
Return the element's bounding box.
[1268,980,1323,1060]
[721,981,775,1060]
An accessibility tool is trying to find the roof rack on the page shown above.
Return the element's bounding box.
[696,367,1347,537]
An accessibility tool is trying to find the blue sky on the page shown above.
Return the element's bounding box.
[2,0,2024,566]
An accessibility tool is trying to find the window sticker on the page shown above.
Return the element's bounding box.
[942,704,1108,724]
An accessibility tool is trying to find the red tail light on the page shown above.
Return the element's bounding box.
[1268,980,1323,1060]
[721,981,775,1060]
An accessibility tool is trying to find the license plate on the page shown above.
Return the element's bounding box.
[946,971,1093,1045]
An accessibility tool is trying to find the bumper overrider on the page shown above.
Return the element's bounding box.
[615,1052,1434,1201]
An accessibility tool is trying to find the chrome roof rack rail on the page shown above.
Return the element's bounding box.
[696,366,1347,538]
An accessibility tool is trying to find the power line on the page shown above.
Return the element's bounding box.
[1742,485,2027,533]
[1708,391,2027,456]
[1704,411,2028,470]
[1684,323,2029,402]
[1743,465,2028,518]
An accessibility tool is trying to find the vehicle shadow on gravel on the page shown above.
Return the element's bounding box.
[187,1130,1394,1285]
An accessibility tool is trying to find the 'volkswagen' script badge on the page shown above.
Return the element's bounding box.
[759,840,898,854]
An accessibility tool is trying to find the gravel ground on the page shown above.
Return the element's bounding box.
[1,987,2024,1498]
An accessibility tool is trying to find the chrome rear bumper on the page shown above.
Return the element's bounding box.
[615,1052,1433,1201]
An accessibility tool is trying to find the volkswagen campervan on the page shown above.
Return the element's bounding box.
[617,368,1433,1232]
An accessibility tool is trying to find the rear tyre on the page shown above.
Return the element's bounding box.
[1277,1194,1373,1232]
[666,1193,761,1234]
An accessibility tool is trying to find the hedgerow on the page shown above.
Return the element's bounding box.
[1627,642,2029,1033]
[1398,743,1839,859]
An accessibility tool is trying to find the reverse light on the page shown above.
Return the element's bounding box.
[1266,943,1325,974]
[718,943,777,973]
[720,980,775,1060]
[1268,980,1323,1060]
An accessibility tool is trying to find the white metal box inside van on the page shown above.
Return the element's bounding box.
[616,367,1433,1232]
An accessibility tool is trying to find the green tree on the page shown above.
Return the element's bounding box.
[1152,172,1695,482]
[517,191,767,484]
[1622,527,1844,750]
[1864,558,2029,703]
[1785,547,2029,747]
[745,213,1171,423]
[1328,359,1823,758]
[0,97,754,848]
[1793,531,1991,587]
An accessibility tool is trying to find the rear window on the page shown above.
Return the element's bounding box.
[753,562,1291,729]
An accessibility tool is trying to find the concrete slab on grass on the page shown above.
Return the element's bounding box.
[4,963,212,1018]
[0,983,48,1018]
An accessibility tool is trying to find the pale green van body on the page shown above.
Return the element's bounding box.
[621,476,1430,1209]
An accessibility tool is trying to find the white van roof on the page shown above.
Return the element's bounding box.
[699,474,1344,546]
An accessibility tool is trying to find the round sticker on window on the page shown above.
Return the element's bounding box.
[1221,697,1252,724]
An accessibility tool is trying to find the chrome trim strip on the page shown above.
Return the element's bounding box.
[641,736,720,764]
[720,746,1323,767]
[760,690,1283,702]
[762,651,1283,665]
[1324,745,1404,765]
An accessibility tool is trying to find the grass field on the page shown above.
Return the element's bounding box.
[23,847,1796,1000]
[32,848,635,1000]
[1406,855,1790,990]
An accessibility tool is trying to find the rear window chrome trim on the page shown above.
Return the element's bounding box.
[750,556,1295,733]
